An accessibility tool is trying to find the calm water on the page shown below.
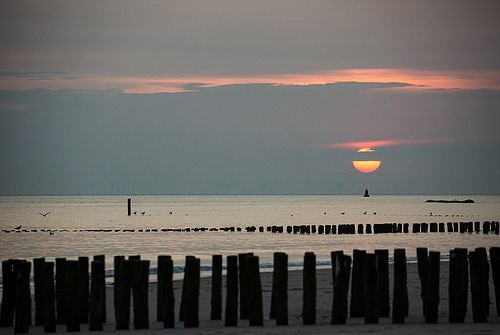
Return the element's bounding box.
[1,194,499,276]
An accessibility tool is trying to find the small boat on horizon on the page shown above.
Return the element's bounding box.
[364,189,370,197]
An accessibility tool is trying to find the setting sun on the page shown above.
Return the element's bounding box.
[353,160,381,173]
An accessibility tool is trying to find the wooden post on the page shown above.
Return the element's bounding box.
[33,257,45,326]
[132,260,149,329]
[364,253,378,324]
[211,255,223,320]
[331,254,351,324]
[375,249,390,317]
[179,255,195,321]
[43,262,56,333]
[0,260,16,327]
[449,248,468,323]
[425,251,440,323]
[490,247,500,316]
[13,261,31,334]
[469,250,488,322]
[303,252,316,325]
[366,224,372,234]
[55,258,67,324]
[245,255,263,326]
[78,256,90,324]
[93,254,106,323]
[270,252,288,325]
[128,198,131,216]
[412,223,420,233]
[160,257,175,328]
[114,257,131,330]
[225,255,238,327]
[417,247,428,317]
[270,252,282,319]
[89,260,105,331]
[157,255,171,322]
[238,252,253,320]
[183,257,200,328]
[475,247,490,316]
[350,249,366,317]
[65,260,80,332]
[392,249,408,323]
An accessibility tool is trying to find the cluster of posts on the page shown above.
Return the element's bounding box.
[3,221,499,235]
[1,247,500,333]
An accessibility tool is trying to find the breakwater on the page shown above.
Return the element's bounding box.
[1,247,500,332]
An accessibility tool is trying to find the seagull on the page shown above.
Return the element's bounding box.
[324,212,327,215]
[49,231,54,235]
[141,212,146,215]
[373,212,377,215]
[429,212,433,216]
[133,211,137,215]
[341,212,345,215]
[38,212,51,217]
[363,211,367,215]
[15,225,22,230]
[169,211,173,215]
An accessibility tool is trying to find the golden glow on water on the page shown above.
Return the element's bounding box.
[352,160,381,173]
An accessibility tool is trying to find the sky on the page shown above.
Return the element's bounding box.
[1,0,499,195]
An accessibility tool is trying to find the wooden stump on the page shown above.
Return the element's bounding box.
[449,248,468,323]
[225,255,238,327]
[392,249,408,323]
[42,262,56,333]
[303,252,316,325]
[132,260,150,329]
[14,261,31,334]
[331,254,351,324]
[425,251,440,323]
[89,260,105,331]
[364,253,378,324]
[183,257,200,328]
[211,255,223,320]
[375,249,390,317]
[246,255,263,326]
[350,249,366,317]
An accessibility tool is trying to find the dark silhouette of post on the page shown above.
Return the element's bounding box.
[375,249,390,317]
[211,255,223,320]
[393,249,408,323]
[93,255,106,323]
[128,198,131,216]
[132,260,150,329]
[225,255,238,327]
[303,252,316,325]
[160,257,175,328]
[274,252,288,325]
[43,261,56,333]
[1,260,16,327]
[179,255,195,321]
[491,247,500,316]
[89,260,105,331]
[14,261,31,334]
[33,257,45,326]
[78,256,90,324]
[469,249,488,322]
[350,249,366,317]
[364,253,378,324]
[417,247,428,317]
[331,254,351,324]
[65,260,80,332]
[238,252,253,319]
[246,255,263,326]
[157,255,171,322]
[425,251,440,323]
[183,257,200,328]
[55,258,67,325]
[114,256,131,330]
[449,248,468,323]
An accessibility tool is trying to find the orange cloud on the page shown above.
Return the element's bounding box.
[325,138,478,150]
[1,69,499,93]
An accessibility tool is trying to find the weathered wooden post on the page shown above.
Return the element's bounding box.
[33,257,46,326]
[469,250,488,322]
[331,225,337,234]
[350,249,366,317]
[211,255,223,320]
[439,222,445,232]
[13,261,31,334]
[425,251,440,323]
[78,256,90,324]
[157,255,171,322]
[132,260,149,329]
[183,257,200,328]
[447,222,453,232]
[127,198,131,216]
[475,247,490,316]
[65,260,80,332]
[114,256,131,330]
[417,247,428,317]
[245,255,263,326]
[179,255,195,321]
[303,252,316,325]
[238,252,253,320]
[331,254,351,324]
[55,258,67,325]
[225,255,238,327]
[160,257,175,328]
[1,260,16,327]
[93,255,106,323]
[412,223,420,233]
[392,249,408,323]
[43,261,56,333]
[89,260,105,331]
[375,249,390,317]
[270,252,288,325]
[364,253,378,324]
[366,224,372,234]
[490,247,500,316]
[449,248,468,323]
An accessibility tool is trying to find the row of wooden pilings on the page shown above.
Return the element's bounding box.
[3,221,499,234]
[2,247,500,333]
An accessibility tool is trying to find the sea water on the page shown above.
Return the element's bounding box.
[1,194,499,281]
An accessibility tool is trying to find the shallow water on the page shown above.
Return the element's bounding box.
[1,194,499,273]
